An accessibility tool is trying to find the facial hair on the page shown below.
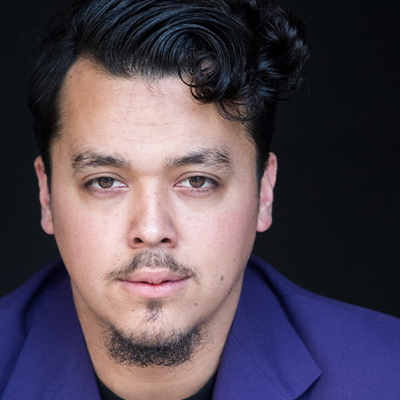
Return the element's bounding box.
[105,323,207,368]
[102,250,207,368]
[103,250,199,283]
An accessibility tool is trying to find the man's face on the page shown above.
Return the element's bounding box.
[35,60,276,359]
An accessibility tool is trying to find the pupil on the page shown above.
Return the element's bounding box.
[98,177,114,188]
[189,176,205,188]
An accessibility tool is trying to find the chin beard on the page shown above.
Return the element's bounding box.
[104,321,208,368]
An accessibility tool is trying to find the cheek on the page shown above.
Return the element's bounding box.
[214,208,257,274]
[182,199,259,277]
[51,197,124,280]
[215,206,258,242]
[200,193,259,245]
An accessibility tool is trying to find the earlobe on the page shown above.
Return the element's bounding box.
[34,156,54,235]
[257,153,277,232]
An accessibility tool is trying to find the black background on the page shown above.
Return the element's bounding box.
[1,1,399,317]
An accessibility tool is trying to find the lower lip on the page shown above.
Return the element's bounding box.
[119,278,188,298]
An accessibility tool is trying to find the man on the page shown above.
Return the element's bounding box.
[0,0,399,399]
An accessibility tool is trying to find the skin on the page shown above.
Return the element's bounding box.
[35,60,277,400]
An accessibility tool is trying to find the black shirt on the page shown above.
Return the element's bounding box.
[96,371,217,400]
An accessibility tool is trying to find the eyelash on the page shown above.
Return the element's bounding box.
[176,176,219,194]
[84,177,126,194]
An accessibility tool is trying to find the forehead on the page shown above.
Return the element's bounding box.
[56,60,255,167]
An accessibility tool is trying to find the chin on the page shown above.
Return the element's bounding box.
[103,318,209,368]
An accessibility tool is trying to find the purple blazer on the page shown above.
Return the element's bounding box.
[1,255,400,399]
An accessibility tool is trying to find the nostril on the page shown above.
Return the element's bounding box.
[132,237,171,245]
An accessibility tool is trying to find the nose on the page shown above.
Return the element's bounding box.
[127,188,178,249]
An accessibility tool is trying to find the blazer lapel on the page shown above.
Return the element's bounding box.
[213,262,321,400]
[2,274,100,400]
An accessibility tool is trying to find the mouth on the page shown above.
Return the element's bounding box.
[119,270,190,298]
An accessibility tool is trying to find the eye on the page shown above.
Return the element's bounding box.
[85,177,126,191]
[178,176,217,189]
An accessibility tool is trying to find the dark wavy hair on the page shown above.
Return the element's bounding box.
[28,0,309,183]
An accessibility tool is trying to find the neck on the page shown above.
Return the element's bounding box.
[72,282,242,400]
[81,318,229,400]
[93,337,224,399]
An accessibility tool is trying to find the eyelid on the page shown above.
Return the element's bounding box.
[175,170,220,183]
[175,175,220,193]
[179,176,216,187]
[84,176,127,191]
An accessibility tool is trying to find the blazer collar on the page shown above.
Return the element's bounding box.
[213,258,321,400]
[3,270,100,400]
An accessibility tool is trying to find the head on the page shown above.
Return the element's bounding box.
[30,0,308,368]
[29,0,308,187]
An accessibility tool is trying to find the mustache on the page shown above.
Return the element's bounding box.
[103,250,199,282]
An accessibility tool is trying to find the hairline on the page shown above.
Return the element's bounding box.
[46,56,264,186]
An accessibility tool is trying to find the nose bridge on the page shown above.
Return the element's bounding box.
[128,182,176,248]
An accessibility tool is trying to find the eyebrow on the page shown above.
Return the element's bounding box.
[71,150,131,173]
[167,148,232,170]
[71,147,232,173]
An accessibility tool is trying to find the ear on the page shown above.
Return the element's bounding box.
[257,153,277,232]
[34,156,54,235]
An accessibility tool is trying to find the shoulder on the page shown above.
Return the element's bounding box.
[246,254,400,328]
[0,260,69,323]
[0,261,70,391]
[244,255,400,396]
[246,254,400,345]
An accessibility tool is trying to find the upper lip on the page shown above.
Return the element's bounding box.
[119,270,188,284]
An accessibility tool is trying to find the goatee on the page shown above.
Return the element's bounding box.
[105,323,207,368]
[103,250,206,367]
